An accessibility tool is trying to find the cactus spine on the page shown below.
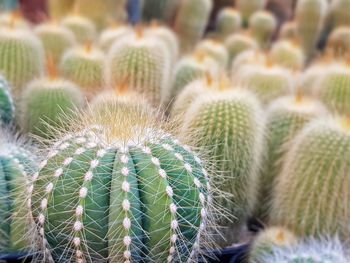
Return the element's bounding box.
[0,75,15,125]
[249,11,277,49]
[174,0,213,52]
[270,40,305,70]
[61,15,97,44]
[224,33,258,65]
[236,0,266,26]
[215,8,242,40]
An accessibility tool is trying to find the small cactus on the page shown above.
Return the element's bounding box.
[98,24,133,52]
[279,21,298,41]
[224,33,258,66]
[0,75,15,125]
[60,43,105,98]
[174,0,213,52]
[0,11,29,30]
[270,40,305,70]
[195,39,229,69]
[236,0,266,26]
[249,11,277,49]
[48,0,75,20]
[231,50,267,74]
[215,8,242,40]
[61,14,97,44]
[271,117,350,239]
[327,26,350,57]
[34,22,77,63]
[329,0,350,28]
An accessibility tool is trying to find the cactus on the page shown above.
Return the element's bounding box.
[231,50,267,74]
[30,106,215,262]
[34,22,77,63]
[255,95,327,221]
[249,11,277,49]
[295,0,328,59]
[236,0,266,26]
[181,88,264,245]
[299,61,332,95]
[195,40,228,70]
[271,117,350,238]
[314,63,350,115]
[61,15,96,44]
[174,0,213,52]
[249,227,297,263]
[329,0,350,28]
[98,24,133,52]
[0,134,37,252]
[48,0,74,20]
[224,33,258,66]
[0,27,44,97]
[0,11,29,30]
[257,238,349,263]
[327,26,350,57]
[270,40,305,70]
[106,30,171,106]
[60,43,105,98]
[0,75,15,125]
[236,64,293,104]
[215,8,242,40]
[279,21,298,41]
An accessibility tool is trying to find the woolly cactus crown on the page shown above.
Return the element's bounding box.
[61,14,97,44]
[98,25,133,52]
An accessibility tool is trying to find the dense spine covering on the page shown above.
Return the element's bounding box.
[224,33,258,65]
[249,11,277,49]
[0,27,44,96]
[236,0,266,26]
[98,25,133,52]
[0,75,15,125]
[271,117,350,238]
[270,40,305,70]
[231,50,267,74]
[329,0,350,28]
[215,8,242,40]
[255,95,327,221]
[327,26,350,57]
[181,88,264,245]
[61,15,97,44]
[174,0,213,52]
[195,40,229,69]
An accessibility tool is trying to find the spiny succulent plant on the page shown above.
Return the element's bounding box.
[257,237,349,263]
[270,40,305,70]
[98,24,133,52]
[271,117,350,239]
[249,227,297,263]
[181,87,264,246]
[0,75,15,125]
[30,103,217,262]
[107,29,171,106]
[255,95,327,221]
[61,14,96,44]
[174,0,213,52]
[279,21,298,41]
[224,33,258,66]
[48,0,74,20]
[195,39,229,69]
[215,8,242,40]
[295,0,328,59]
[329,0,350,28]
[0,133,38,252]
[0,11,29,30]
[231,50,267,74]
[34,22,77,63]
[249,11,277,49]
[327,26,350,57]
[60,43,105,98]
[236,0,266,26]
[0,26,44,97]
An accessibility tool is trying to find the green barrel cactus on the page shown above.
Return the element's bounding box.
[279,21,298,41]
[20,77,84,139]
[327,26,350,57]
[0,136,37,252]
[174,0,213,52]
[249,227,297,263]
[195,39,229,70]
[30,110,214,262]
[61,14,96,44]
[215,8,242,40]
[224,33,258,66]
[270,40,305,71]
[34,22,77,63]
[60,44,105,98]
[236,0,266,26]
[249,11,277,49]
[107,31,171,107]
[295,0,328,59]
[98,24,133,52]
[271,117,350,239]
[181,88,264,245]
[329,0,350,28]
[0,75,15,125]
[256,238,349,263]
[0,27,44,97]
[255,95,327,221]
[48,0,74,20]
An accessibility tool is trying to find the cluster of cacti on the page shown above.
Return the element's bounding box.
[249,11,277,49]
[0,75,15,125]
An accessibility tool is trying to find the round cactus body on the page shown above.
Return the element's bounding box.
[327,26,350,57]
[60,44,105,97]
[0,139,37,252]
[272,117,350,238]
[174,0,213,52]
[224,33,258,65]
[48,0,75,20]
[329,0,350,28]
[215,8,242,40]
[20,78,84,139]
[255,95,327,221]
[61,15,96,44]
[181,88,264,245]
[107,32,171,107]
[0,75,15,125]
[142,0,179,22]
[231,50,267,74]
[270,40,305,70]
[0,27,44,96]
[249,11,277,49]
[295,0,328,59]
[98,25,133,52]
[236,0,266,26]
[34,23,76,63]
[195,40,228,69]
[299,62,331,95]
[31,113,213,262]
[279,21,298,41]
[0,12,29,30]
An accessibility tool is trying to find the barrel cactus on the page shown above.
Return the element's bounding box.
[224,33,258,65]
[98,24,133,52]
[329,0,350,28]
[255,95,327,221]
[61,15,96,44]
[174,0,213,52]
[327,26,350,57]
[181,88,264,245]
[0,27,44,96]
[231,50,267,74]
[215,8,242,40]
[249,11,277,49]
[279,21,298,41]
[271,117,350,239]
[34,22,76,63]
[60,43,105,97]
[270,40,305,71]
[30,106,215,262]
[0,75,15,125]
[195,39,229,69]
[236,0,266,26]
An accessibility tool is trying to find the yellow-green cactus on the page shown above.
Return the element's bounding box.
[236,0,266,26]
[215,8,242,39]
[249,11,277,49]
[270,40,305,70]
[61,14,96,44]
